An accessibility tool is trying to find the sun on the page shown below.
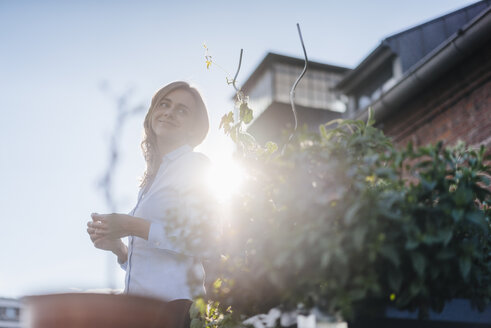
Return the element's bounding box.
[207,155,245,202]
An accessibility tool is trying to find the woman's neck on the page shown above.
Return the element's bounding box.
[157,139,188,157]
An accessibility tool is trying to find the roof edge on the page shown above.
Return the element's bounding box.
[352,7,491,124]
[337,0,491,92]
[336,44,393,91]
[239,52,351,97]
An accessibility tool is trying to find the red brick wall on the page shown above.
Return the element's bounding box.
[381,41,491,151]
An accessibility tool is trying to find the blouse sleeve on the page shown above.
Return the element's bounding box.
[119,260,128,271]
[146,153,216,259]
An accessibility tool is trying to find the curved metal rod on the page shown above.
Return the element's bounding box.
[283,23,309,153]
[232,49,243,94]
[230,49,245,153]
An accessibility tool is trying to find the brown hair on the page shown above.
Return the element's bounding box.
[140,81,209,188]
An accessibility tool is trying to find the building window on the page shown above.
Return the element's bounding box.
[273,63,346,112]
[247,69,273,121]
[355,58,395,111]
[0,306,19,321]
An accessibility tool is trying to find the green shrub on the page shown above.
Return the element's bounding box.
[180,109,490,324]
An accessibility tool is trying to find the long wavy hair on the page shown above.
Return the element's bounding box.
[140,81,209,188]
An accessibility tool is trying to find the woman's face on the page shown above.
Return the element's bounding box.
[151,88,197,146]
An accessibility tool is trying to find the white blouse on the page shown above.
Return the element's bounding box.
[121,145,210,301]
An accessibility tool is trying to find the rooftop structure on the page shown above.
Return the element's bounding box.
[240,52,350,144]
[337,0,491,123]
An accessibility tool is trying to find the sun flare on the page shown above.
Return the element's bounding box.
[207,156,245,202]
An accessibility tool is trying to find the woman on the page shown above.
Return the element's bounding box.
[87,81,211,326]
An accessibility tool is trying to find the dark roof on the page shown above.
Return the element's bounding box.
[350,6,491,123]
[385,0,491,72]
[337,0,491,91]
[241,52,351,95]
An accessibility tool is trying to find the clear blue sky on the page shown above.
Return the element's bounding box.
[0,0,478,298]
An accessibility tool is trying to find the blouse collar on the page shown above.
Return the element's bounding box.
[162,144,192,162]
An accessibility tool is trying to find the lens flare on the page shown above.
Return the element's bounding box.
[207,157,245,202]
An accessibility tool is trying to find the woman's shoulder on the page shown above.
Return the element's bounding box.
[178,151,211,167]
[171,151,211,191]
[169,151,211,179]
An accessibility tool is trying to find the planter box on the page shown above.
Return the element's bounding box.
[22,293,188,328]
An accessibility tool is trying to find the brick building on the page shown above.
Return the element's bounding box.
[244,2,491,151]
[338,0,491,150]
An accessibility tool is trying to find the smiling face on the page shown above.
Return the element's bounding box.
[150,88,198,149]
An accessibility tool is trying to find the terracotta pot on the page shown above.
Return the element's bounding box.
[23,293,189,328]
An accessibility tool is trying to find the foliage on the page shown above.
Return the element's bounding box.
[189,298,238,328]
[180,51,491,324]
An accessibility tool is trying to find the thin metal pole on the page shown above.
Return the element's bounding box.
[231,50,244,154]
[232,49,244,126]
[282,23,309,154]
[232,49,243,94]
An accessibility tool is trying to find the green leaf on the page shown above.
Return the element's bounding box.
[319,124,328,140]
[479,174,490,186]
[190,318,202,328]
[344,203,361,225]
[349,288,367,301]
[438,229,453,246]
[466,211,487,229]
[396,290,413,307]
[323,118,344,128]
[430,265,441,279]
[420,178,437,191]
[366,107,375,127]
[436,249,454,260]
[388,269,403,291]
[321,252,331,268]
[406,141,414,154]
[454,187,473,206]
[195,298,206,315]
[239,102,253,124]
[409,281,422,298]
[459,256,471,280]
[265,141,278,154]
[238,130,256,148]
[379,245,400,267]
[213,278,222,289]
[189,303,200,319]
[410,252,426,277]
[352,226,367,250]
[451,209,464,222]
[219,111,234,135]
[229,125,239,142]
[405,238,419,250]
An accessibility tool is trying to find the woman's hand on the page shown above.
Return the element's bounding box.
[89,212,150,240]
[87,218,129,264]
[89,213,132,239]
[87,224,119,250]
